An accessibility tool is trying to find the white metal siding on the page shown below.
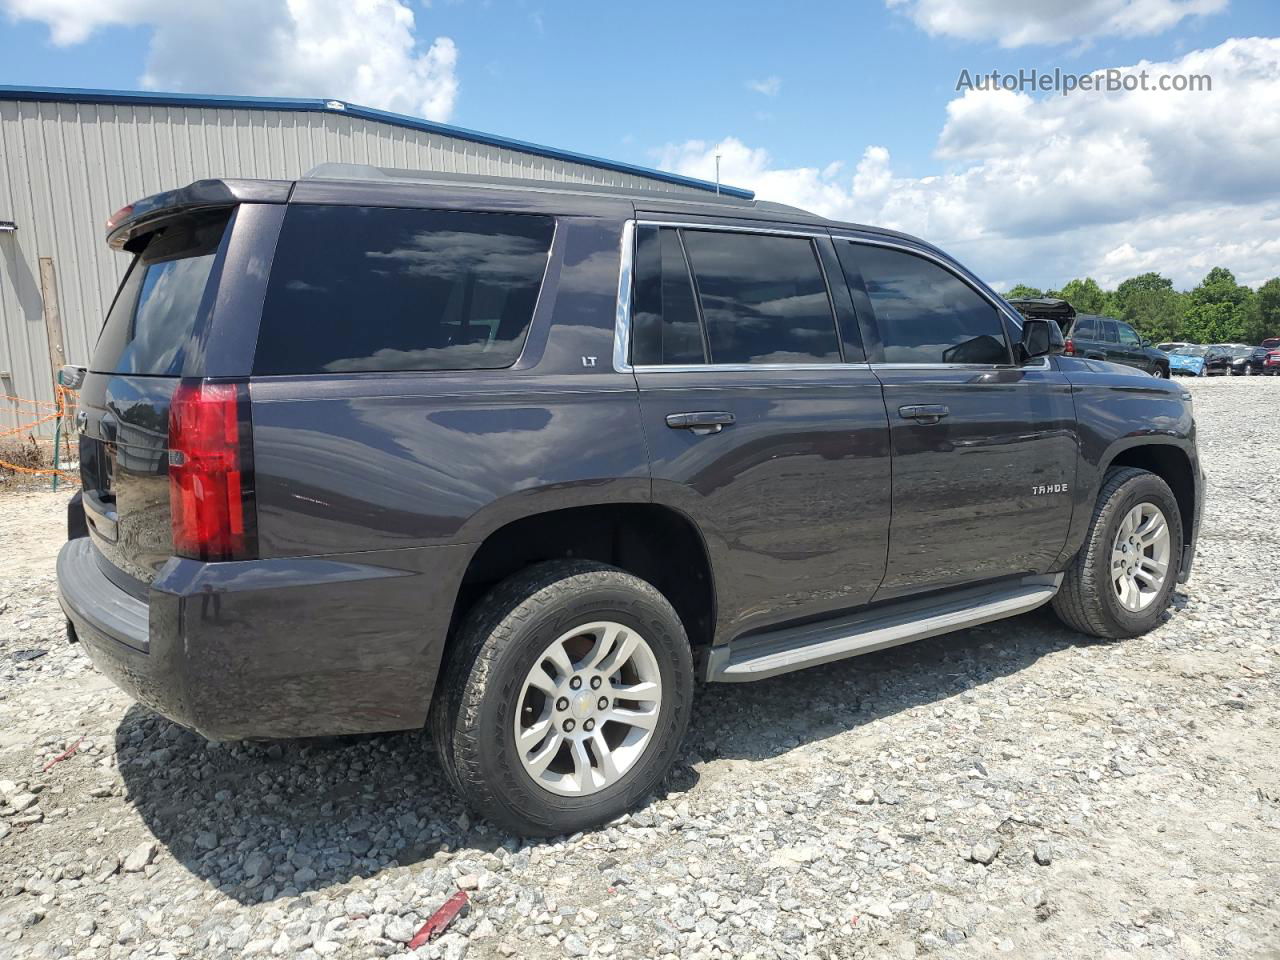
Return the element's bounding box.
[0,99,703,430]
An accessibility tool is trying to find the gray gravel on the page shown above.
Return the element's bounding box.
[2,376,1278,959]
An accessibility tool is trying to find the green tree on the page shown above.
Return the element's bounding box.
[1004,283,1045,299]
[1184,267,1254,343]
[1121,287,1186,343]
[1057,277,1110,315]
[1249,277,1280,342]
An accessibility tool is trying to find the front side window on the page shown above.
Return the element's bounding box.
[680,230,841,364]
[842,244,1009,364]
[254,206,554,375]
[1117,323,1141,346]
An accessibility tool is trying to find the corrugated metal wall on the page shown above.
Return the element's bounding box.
[0,98,703,432]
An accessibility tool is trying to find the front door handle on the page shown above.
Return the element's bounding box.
[898,404,950,424]
[666,411,735,435]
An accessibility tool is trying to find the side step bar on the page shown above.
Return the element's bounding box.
[705,574,1063,682]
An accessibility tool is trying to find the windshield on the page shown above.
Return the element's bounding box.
[1231,346,1252,358]
[1172,345,1208,356]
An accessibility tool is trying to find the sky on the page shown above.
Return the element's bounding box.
[1,0,1278,291]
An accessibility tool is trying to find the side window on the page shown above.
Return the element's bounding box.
[632,226,706,365]
[1071,316,1096,339]
[1117,323,1141,346]
[681,230,841,364]
[254,206,554,375]
[842,243,1009,365]
[1100,319,1119,344]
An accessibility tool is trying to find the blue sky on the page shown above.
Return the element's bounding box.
[2,0,1278,289]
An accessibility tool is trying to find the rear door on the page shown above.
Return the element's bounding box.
[1099,318,1129,367]
[833,238,1077,601]
[628,219,891,642]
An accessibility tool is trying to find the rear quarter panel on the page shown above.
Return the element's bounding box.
[249,214,649,557]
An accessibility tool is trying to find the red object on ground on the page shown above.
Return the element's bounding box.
[407,891,469,949]
[42,736,84,772]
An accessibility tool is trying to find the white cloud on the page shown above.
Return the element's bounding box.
[748,75,782,97]
[654,37,1280,290]
[4,0,459,121]
[885,0,1228,47]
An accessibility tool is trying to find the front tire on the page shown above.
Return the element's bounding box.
[1052,468,1182,639]
[431,560,694,837]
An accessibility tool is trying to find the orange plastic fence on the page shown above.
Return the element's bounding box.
[0,385,80,481]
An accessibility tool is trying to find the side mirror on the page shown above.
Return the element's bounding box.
[1018,318,1057,362]
[1140,337,1152,347]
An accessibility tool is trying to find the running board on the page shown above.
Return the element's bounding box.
[705,574,1063,682]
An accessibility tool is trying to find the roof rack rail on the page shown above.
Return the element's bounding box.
[302,163,763,207]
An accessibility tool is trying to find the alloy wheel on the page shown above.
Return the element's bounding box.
[514,621,662,796]
[1110,502,1172,612]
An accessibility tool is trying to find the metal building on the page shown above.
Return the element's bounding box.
[0,85,749,432]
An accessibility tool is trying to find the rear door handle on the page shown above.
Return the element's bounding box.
[666,411,735,435]
[898,404,950,424]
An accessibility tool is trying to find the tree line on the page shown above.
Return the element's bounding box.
[1005,268,1280,345]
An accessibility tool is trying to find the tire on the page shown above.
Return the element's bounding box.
[1156,365,1169,379]
[430,560,694,836]
[1051,467,1183,639]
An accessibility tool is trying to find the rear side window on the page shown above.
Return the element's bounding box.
[681,230,841,364]
[841,243,1009,365]
[254,206,554,375]
[92,211,230,375]
[1100,319,1119,344]
[1071,316,1096,339]
[632,226,705,365]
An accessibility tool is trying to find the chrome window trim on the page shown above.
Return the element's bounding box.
[612,219,1047,374]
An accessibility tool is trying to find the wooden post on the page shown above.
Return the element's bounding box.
[38,257,67,380]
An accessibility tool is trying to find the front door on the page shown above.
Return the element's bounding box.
[834,238,1078,601]
[627,221,892,642]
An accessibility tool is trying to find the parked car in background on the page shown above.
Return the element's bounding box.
[1217,344,1256,375]
[1203,345,1238,376]
[1254,338,1280,376]
[56,168,1205,835]
[1168,344,1210,376]
[1006,299,1169,377]
[1157,341,1193,353]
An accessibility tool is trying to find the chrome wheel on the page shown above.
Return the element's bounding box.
[1111,502,1171,612]
[514,621,662,797]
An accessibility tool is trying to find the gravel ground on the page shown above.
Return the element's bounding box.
[1,376,1277,960]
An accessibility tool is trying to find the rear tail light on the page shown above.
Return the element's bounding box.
[168,380,257,562]
[1064,338,1075,356]
[105,204,134,231]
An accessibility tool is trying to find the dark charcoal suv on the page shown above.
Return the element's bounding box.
[1007,298,1169,378]
[58,167,1204,836]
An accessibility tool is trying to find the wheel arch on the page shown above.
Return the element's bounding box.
[1102,441,1196,550]
[433,502,717,700]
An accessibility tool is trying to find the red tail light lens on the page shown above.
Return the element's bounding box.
[168,380,256,562]
[1064,338,1075,356]
[105,204,134,230]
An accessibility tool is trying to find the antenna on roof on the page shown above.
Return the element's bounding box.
[715,154,721,195]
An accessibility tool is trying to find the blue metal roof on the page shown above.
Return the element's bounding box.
[0,84,755,200]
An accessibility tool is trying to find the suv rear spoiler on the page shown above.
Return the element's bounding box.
[106,178,292,250]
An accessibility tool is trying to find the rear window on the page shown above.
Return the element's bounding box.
[253,206,555,376]
[92,211,230,375]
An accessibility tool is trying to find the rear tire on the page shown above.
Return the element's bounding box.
[431,560,694,837]
[1052,468,1182,639]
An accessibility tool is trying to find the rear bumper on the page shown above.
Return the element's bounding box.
[57,536,470,741]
